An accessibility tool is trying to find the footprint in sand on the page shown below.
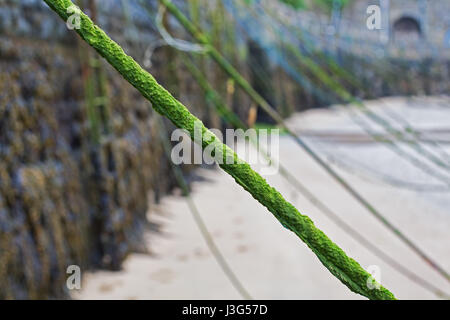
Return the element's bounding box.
[150,268,175,284]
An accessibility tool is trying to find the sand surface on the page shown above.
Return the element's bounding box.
[73,96,450,300]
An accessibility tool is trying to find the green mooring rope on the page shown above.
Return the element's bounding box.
[43,0,395,299]
[157,0,449,283]
[180,54,450,298]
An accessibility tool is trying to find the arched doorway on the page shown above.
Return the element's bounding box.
[392,16,422,44]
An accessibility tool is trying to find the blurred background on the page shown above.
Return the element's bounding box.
[0,0,449,299]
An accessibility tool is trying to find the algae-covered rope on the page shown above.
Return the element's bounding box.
[181,54,450,299]
[43,0,395,299]
[158,0,450,283]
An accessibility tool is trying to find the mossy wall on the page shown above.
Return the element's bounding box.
[0,0,178,299]
[0,32,167,300]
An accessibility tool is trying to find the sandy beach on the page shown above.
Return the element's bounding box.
[73,96,450,300]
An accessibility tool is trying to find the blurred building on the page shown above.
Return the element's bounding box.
[343,0,450,55]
